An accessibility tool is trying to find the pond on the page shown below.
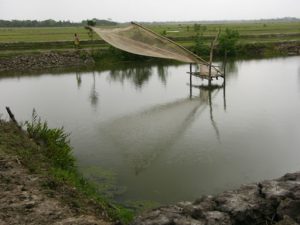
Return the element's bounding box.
[1,56,300,205]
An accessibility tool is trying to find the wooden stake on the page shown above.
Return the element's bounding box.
[223,51,227,78]
[5,107,17,124]
[208,29,221,85]
[190,64,192,99]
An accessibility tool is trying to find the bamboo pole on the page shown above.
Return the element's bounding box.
[190,63,192,99]
[208,29,221,84]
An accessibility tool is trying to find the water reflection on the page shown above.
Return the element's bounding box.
[103,80,226,175]
[298,66,300,90]
[109,66,153,88]
[157,64,169,85]
[224,60,239,78]
[89,72,99,108]
[76,72,82,88]
[107,64,170,88]
[190,82,225,142]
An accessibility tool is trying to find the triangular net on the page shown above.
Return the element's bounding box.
[92,23,208,64]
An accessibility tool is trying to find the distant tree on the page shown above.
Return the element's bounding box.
[194,33,210,56]
[0,19,117,27]
[84,20,97,42]
[162,30,167,36]
[218,28,240,56]
[87,20,96,27]
[186,25,190,32]
[193,24,201,32]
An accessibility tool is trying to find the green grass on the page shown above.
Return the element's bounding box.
[0,21,299,57]
[0,27,101,42]
[0,22,299,43]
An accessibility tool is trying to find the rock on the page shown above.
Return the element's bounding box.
[277,199,300,223]
[131,172,300,225]
[275,215,299,225]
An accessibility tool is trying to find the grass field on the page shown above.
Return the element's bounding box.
[0,22,299,55]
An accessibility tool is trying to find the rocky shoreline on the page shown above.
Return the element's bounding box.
[132,172,300,225]
[0,51,95,73]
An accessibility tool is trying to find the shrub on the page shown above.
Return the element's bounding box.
[194,33,210,56]
[218,28,240,56]
[25,109,75,170]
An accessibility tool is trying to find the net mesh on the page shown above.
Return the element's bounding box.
[92,23,208,64]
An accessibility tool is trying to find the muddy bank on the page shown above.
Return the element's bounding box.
[0,118,136,224]
[0,120,112,225]
[236,41,300,57]
[0,154,110,225]
[0,51,95,73]
[132,172,300,225]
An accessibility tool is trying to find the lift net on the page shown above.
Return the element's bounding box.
[92,23,208,64]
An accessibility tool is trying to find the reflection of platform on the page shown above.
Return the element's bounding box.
[187,71,224,80]
[189,83,224,91]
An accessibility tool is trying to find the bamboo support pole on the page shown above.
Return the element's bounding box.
[5,106,21,129]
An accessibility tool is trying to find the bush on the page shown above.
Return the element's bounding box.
[25,109,75,170]
[194,33,210,56]
[218,28,240,56]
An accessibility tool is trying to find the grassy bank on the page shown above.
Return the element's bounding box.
[0,113,134,224]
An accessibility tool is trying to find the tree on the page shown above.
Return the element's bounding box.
[194,33,209,56]
[193,24,201,32]
[85,20,96,41]
[218,28,240,56]
[86,19,96,27]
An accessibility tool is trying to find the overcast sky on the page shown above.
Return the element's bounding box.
[0,0,299,22]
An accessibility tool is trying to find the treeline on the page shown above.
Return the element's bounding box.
[0,19,118,27]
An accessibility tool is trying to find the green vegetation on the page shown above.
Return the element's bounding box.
[0,19,117,27]
[5,110,134,224]
[194,33,210,56]
[218,28,240,56]
[0,21,299,58]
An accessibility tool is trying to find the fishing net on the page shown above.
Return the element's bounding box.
[92,23,208,64]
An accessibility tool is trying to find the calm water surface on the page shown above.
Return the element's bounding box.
[1,56,300,204]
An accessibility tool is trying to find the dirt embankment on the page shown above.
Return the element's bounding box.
[0,51,95,73]
[0,120,111,225]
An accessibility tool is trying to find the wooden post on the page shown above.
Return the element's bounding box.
[208,41,214,85]
[189,63,192,82]
[208,29,220,85]
[5,106,20,129]
[189,63,192,99]
[222,50,227,111]
[223,51,227,78]
[223,79,227,111]
[5,107,17,123]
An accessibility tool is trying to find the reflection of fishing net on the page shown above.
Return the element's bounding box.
[103,99,206,175]
[92,23,208,64]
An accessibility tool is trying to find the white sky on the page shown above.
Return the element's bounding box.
[0,0,299,22]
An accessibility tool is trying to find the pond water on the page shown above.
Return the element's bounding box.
[1,56,300,205]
